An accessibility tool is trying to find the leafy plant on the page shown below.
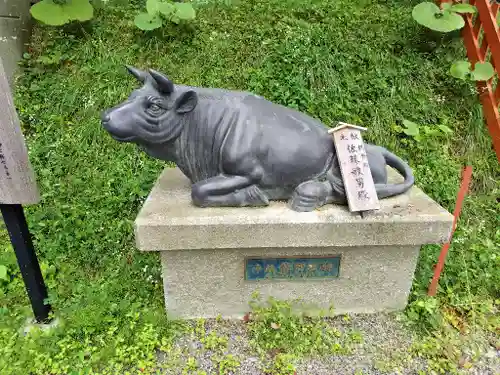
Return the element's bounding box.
[406,296,443,330]
[409,321,487,374]
[215,354,240,375]
[200,330,228,351]
[262,353,297,375]
[395,119,453,144]
[412,2,475,32]
[134,0,196,31]
[411,2,497,82]
[0,265,8,282]
[30,0,94,26]
[247,291,359,360]
[450,60,496,81]
[182,357,199,374]
[0,263,11,295]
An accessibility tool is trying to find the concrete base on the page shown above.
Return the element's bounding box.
[136,168,453,319]
[161,245,420,319]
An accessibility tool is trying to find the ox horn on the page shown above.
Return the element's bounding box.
[148,69,175,94]
[125,65,147,83]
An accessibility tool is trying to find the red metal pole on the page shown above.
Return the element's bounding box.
[428,166,473,296]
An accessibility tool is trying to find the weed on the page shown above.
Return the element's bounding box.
[135,0,196,30]
[31,0,94,26]
[214,354,240,375]
[194,318,206,337]
[412,2,475,32]
[406,296,443,331]
[347,329,364,344]
[262,353,297,375]
[0,264,7,282]
[411,329,464,374]
[201,331,229,352]
[180,356,206,374]
[402,296,498,373]
[374,349,414,374]
[393,119,453,146]
[411,1,495,81]
[247,291,360,359]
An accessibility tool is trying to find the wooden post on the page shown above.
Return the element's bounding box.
[0,59,39,204]
[0,58,51,323]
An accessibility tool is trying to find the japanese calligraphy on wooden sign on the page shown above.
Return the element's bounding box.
[328,122,380,212]
[0,58,39,204]
[245,255,341,281]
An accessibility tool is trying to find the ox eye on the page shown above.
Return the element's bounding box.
[147,102,164,116]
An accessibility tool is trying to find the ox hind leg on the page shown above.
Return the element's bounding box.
[191,174,269,207]
[289,180,334,212]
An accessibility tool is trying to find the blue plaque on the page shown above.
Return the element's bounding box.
[245,256,341,281]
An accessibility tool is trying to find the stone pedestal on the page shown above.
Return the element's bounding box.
[135,168,453,319]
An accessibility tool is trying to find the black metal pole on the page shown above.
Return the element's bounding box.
[0,204,51,323]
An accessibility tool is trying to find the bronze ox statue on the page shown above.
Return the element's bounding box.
[101,66,414,212]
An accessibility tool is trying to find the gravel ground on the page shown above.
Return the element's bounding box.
[157,313,500,375]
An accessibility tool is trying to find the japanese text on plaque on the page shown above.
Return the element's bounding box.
[331,125,380,212]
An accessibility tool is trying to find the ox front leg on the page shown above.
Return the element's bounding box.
[191,175,269,207]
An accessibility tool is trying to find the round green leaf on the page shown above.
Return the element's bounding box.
[30,0,70,26]
[450,60,471,79]
[412,2,441,26]
[146,0,160,15]
[471,62,495,81]
[158,2,176,17]
[64,0,94,22]
[412,2,464,32]
[175,3,196,20]
[441,2,452,11]
[450,4,477,14]
[438,11,465,32]
[402,119,420,137]
[0,265,8,282]
[134,12,163,30]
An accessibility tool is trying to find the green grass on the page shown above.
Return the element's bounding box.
[1,0,499,373]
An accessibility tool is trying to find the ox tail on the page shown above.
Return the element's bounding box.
[374,149,415,199]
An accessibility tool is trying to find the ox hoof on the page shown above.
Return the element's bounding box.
[289,180,330,212]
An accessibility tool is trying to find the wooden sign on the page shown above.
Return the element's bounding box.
[0,58,39,204]
[329,122,380,212]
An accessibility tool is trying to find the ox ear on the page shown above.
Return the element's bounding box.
[126,65,147,83]
[149,69,175,94]
[174,90,198,114]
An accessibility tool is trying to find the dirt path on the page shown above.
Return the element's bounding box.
[156,313,499,374]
